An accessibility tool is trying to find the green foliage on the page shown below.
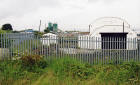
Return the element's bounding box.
[1,23,13,31]
[0,61,26,84]
[20,55,48,71]
[0,60,44,85]
[0,30,7,33]
[1,57,140,85]
[34,31,43,38]
[0,30,12,48]
[49,58,95,80]
[95,62,140,84]
[44,27,50,33]
[12,30,20,33]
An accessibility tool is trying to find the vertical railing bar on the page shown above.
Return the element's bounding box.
[26,33,28,55]
[114,36,116,63]
[1,34,3,60]
[127,38,128,62]
[134,38,135,61]
[67,36,69,58]
[135,38,137,62]
[92,37,94,64]
[57,35,59,59]
[131,38,133,61]
[88,36,90,64]
[82,36,83,63]
[29,33,31,55]
[7,33,9,60]
[126,38,128,62]
[95,37,97,64]
[119,37,121,64]
[138,38,140,62]
[10,33,12,59]
[103,36,104,64]
[97,37,99,64]
[136,38,138,62]
[124,37,125,62]
[108,36,109,64]
[45,34,47,59]
[5,33,9,60]
[37,33,39,55]
[41,34,43,56]
[49,35,51,58]
[5,33,7,60]
[128,38,130,62]
[61,36,63,58]
[60,36,62,59]
[18,33,20,57]
[87,36,89,64]
[109,36,111,63]
[76,36,77,62]
[79,36,81,63]
[134,38,136,62]
[36,33,38,55]
[11,33,13,59]
[73,36,75,60]
[115,37,119,64]
[3,33,5,60]
[132,38,134,61]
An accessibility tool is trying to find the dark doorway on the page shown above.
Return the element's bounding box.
[100,33,128,49]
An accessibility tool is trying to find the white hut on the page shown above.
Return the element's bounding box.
[41,33,58,46]
[78,17,137,50]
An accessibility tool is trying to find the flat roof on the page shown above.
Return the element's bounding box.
[100,32,128,34]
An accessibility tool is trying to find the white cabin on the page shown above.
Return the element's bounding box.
[40,33,58,46]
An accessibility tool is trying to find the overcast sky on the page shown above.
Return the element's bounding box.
[0,0,140,31]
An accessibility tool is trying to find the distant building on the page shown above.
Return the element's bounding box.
[40,33,58,46]
[20,29,34,33]
[78,32,90,35]
[78,17,137,50]
[24,29,34,33]
[53,23,58,32]
[47,22,58,32]
[48,22,53,31]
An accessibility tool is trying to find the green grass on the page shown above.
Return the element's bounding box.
[1,57,140,85]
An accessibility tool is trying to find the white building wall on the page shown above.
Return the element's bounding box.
[78,35,101,49]
[40,33,58,46]
[78,18,137,50]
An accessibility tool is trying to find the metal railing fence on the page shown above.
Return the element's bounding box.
[0,33,140,64]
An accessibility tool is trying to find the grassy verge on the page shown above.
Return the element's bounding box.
[0,56,140,85]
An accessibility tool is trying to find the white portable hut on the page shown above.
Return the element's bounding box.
[78,17,137,50]
[41,33,58,46]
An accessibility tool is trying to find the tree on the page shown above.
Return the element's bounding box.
[44,27,50,33]
[1,23,13,31]
[34,31,43,38]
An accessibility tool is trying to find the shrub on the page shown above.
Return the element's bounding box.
[20,55,48,71]
[50,58,95,80]
[95,62,140,84]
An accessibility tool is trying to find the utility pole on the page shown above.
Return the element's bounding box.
[123,22,124,33]
[45,23,46,28]
[39,20,41,32]
[89,24,91,33]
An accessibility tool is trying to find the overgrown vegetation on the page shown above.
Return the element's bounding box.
[0,30,12,48]
[1,56,140,85]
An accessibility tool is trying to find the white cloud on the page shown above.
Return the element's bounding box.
[0,0,139,31]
